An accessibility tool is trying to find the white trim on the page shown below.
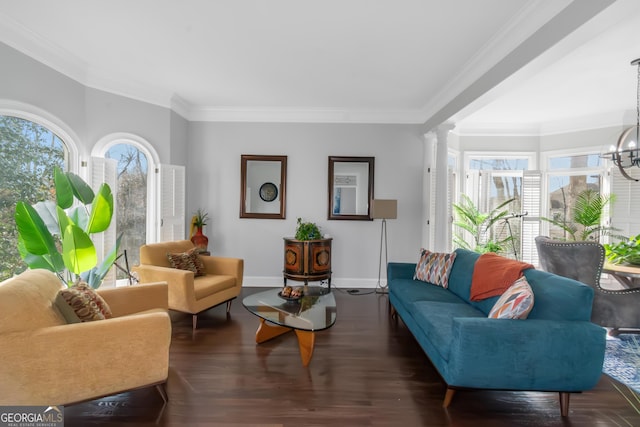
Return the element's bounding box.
[0,99,81,172]
[463,151,537,171]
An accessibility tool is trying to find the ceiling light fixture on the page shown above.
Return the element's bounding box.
[602,58,640,182]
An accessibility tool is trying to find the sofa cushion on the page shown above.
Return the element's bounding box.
[390,278,464,305]
[413,249,457,288]
[470,253,534,301]
[167,248,206,276]
[488,276,534,319]
[447,249,480,302]
[193,275,236,300]
[411,300,485,362]
[56,283,113,323]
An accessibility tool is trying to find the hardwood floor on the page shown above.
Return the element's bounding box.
[66,287,640,426]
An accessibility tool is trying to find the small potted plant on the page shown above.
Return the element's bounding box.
[295,218,321,241]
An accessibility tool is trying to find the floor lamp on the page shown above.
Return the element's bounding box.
[371,199,397,294]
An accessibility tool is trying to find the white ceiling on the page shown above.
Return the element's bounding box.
[1,0,637,133]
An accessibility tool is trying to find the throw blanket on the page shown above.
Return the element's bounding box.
[470,253,534,301]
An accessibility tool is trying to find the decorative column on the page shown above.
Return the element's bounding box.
[434,123,455,252]
[422,132,436,248]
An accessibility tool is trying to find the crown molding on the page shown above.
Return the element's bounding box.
[453,109,630,137]
[185,106,426,124]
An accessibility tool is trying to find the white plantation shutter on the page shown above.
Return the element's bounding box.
[446,168,455,252]
[90,157,118,286]
[610,168,640,238]
[158,164,186,241]
[521,171,542,265]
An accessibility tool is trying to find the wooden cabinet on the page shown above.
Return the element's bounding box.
[283,238,332,289]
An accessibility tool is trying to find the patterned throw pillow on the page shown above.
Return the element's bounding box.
[413,249,457,288]
[488,276,534,319]
[167,248,206,276]
[55,282,113,323]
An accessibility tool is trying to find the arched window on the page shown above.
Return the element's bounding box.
[0,114,69,281]
[93,133,160,281]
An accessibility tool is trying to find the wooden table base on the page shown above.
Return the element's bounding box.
[255,318,316,366]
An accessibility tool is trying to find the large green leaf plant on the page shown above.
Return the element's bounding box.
[452,194,516,254]
[14,167,120,288]
[541,189,620,242]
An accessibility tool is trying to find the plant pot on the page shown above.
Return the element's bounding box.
[191,227,209,252]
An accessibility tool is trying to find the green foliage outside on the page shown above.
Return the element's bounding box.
[452,194,516,255]
[0,116,65,282]
[542,189,619,242]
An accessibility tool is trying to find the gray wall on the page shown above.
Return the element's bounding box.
[1,42,426,287]
[186,122,425,286]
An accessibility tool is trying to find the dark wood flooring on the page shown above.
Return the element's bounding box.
[66,287,640,426]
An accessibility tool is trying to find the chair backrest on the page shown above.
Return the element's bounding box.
[0,269,65,333]
[534,236,604,287]
[139,240,195,267]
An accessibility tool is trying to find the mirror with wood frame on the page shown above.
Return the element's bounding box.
[240,154,287,219]
[327,156,374,220]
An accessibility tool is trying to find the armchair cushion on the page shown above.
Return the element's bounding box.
[167,247,206,276]
[55,283,113,323]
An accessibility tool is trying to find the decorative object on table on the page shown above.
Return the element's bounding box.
[294,217,321,240]
[259,182,278,202]
[371,199,397,294]
[279,285,304,302]
[605,234,640,266]
[14,166,120,288]
[601,58,640,182]
[190,209,209,252]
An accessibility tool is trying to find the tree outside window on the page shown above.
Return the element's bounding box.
[0,115,66,281]
[106,144,148,278]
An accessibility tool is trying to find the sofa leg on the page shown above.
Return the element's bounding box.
[443,388,456,408]
[559,392,570,417]
[226,299,233,313]
[192,314,198,331]
[156,382,168,403]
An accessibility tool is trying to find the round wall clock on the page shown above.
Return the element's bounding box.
[259,182,278,202]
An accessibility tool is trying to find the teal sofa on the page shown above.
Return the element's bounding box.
[387,248,606,416]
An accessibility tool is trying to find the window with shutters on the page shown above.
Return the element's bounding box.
[463,153,535,260]
[542,152,604,241]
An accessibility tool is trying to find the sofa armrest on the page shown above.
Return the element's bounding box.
[200,256,244,286]
[98,282,168,317]
[0,311,171,405]
[387,262,416,282]
[446,317,605,391]
[132,265,195,305]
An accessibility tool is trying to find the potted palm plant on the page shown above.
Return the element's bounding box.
[14,167,120,288]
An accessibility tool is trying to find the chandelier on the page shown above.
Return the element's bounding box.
[601,58,640,182]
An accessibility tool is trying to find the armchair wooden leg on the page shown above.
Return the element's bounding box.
[443,387,456,408]
[192,314,198,331]
[156,382,168,403]
[559,392,570,417]
[226,299,233,313]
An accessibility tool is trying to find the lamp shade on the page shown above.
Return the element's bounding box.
[371,199,397,219]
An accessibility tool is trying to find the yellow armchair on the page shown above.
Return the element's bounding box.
[0,269,171,406]
[133,240,244,330]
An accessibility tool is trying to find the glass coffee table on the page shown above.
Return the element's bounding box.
[242,287,336,366]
